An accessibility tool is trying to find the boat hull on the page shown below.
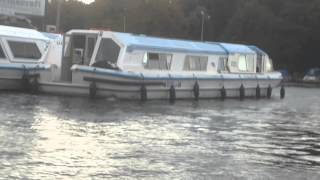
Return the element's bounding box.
[38,66,282,100]
[0,64,53,91]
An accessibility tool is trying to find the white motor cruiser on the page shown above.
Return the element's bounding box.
[0,25,62,91]
[37,29,283,101]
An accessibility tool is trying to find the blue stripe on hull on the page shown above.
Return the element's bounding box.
[74,67,282,81]
[0,64,51,71]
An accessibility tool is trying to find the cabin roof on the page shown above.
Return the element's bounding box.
[112,32,228,55]
[0,25,49,41]
[206,42,256,55]
[41,32,62,40]
[65,29,265,56]
[219,43,256,55]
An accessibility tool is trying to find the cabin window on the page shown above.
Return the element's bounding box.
[184,55,208,71]
[231,61,237,67]
[246,56,255,72]
[8,41,42,60]
[71,35,86,64]
[265,58,274,72]
[238,55,247,71]
[95,38,120,64]
[218,57,228,72]
[0,44,5,59]
[144,53,172,70]
[238,55,255,72]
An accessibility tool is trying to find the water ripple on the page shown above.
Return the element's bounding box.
[0,87,320,179]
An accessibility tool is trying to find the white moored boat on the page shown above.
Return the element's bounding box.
[37,29,283,101]
[0,25,62,91]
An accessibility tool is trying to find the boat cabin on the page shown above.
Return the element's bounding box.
[61,30,275,80]
[0,25,51,64]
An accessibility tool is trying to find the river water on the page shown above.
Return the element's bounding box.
[0,87,319,179]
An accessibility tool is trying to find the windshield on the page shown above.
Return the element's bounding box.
[95,38,120,64]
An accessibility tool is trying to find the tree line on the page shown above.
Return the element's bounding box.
[44,0,320,73]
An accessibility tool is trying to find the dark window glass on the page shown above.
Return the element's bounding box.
[8,41,42,60]
[148,53,159,60]
[73,35,86,49]
[0,44,5,58]
[95,38,120,64]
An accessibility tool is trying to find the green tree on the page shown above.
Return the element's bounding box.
[44,0,320,73]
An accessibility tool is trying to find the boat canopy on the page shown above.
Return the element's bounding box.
[66,30,265,57]
[219,43,256,55]
[0,25,49,41]
[112,32,227,55]
[206,42,256,55]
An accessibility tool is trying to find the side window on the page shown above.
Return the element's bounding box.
[246,55,255,72]
[238,55,248,71]
[0,44,5,59]
[8,41,42,60]
[144,53,172,70]
[184,55,208,71]
[95,38,120,64]
[265,58,274,72]
[218,57,228,72]
[72,35,86,65]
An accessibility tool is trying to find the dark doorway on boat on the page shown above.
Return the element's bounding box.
[61,33,97,82]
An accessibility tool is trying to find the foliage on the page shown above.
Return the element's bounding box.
[45,0,320,73]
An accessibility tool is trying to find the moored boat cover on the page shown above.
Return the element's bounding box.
[219,43,256,55]
[113,32,227,55]
[0,25,49,41]
[112,32,261,56]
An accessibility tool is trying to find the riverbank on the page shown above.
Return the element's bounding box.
[282,80,320,88]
